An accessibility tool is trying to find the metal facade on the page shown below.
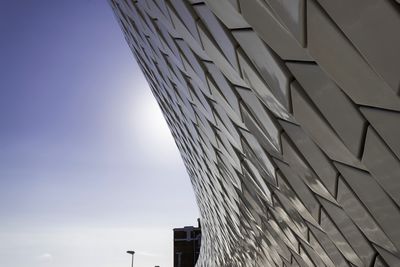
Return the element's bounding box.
[109,0,400,266]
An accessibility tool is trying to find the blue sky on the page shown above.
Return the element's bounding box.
[0,1,198,266]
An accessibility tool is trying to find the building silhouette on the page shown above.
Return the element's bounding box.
[110,0,400,266]
[173,220,201,267]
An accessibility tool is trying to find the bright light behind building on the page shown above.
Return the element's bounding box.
[130,88,180,165]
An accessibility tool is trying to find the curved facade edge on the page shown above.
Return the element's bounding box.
[110,0,400,266]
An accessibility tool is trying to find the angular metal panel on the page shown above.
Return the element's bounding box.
[109,1,400,266]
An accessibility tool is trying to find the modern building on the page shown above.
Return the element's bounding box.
[110,1,400,266]
[173,220,201,267]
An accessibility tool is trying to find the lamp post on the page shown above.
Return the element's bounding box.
[126,251,135,267]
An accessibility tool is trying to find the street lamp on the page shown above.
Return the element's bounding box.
[126,250,135,267]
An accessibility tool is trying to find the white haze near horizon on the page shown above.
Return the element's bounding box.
[0,1,199,267]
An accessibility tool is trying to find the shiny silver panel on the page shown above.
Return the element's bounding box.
[110,1,400,266]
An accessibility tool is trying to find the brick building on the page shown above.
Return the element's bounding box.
[173,220,201,267]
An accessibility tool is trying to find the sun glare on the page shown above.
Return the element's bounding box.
[132,90,177,155]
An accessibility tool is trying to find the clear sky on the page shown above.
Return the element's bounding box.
[0,1,199,267]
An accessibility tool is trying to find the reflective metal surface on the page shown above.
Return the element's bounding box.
[109,0,400,266]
